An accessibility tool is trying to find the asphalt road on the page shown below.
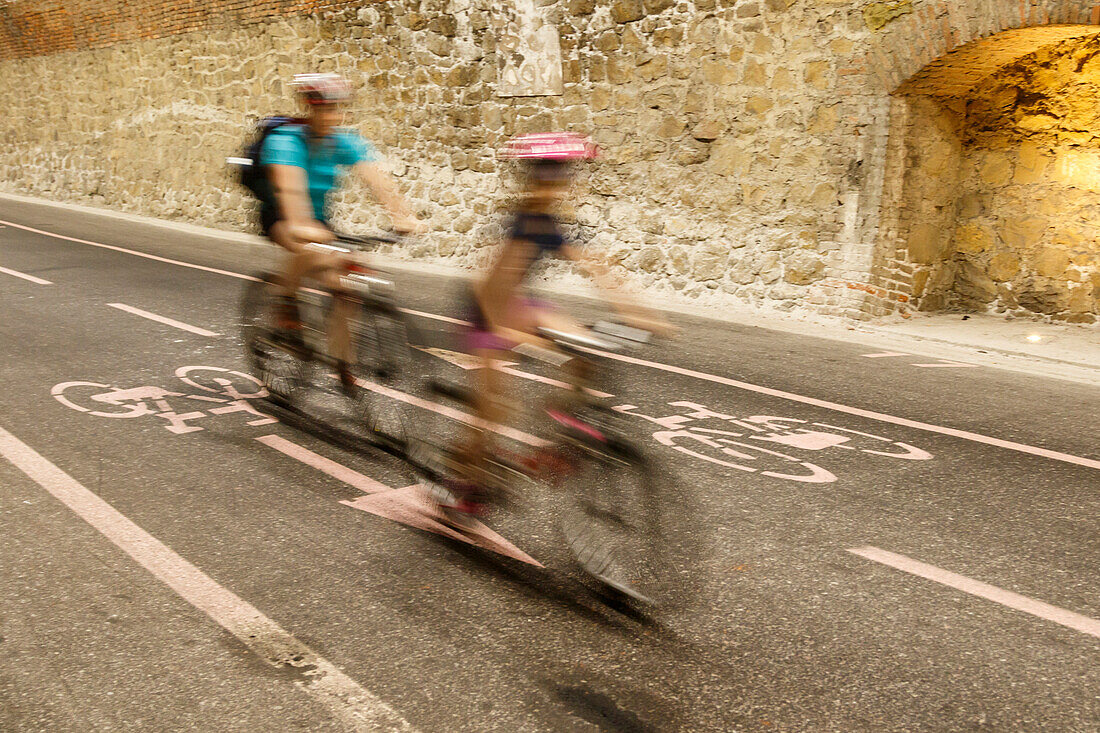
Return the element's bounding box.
[1,198,1098,733]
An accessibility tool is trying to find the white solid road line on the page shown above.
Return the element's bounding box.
[0,218,262,281]
[849,546,1100,640]
[0,424,416,732]
[6,217,1098,471]
[108,303,220,337]
[0,264,52,285]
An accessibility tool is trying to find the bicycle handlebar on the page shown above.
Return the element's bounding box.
[333,232,403,248]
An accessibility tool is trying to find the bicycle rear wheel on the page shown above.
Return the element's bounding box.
[240,274,311,406]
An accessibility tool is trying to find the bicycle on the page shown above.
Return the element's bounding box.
[239,233,421,452]
[411,321,674,606]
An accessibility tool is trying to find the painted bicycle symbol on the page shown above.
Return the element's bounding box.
[614,401,932,484]
[52,366,276,434]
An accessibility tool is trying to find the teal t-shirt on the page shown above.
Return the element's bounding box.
[260,124,378,221]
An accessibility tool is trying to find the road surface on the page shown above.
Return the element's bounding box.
[1,198,1097,732]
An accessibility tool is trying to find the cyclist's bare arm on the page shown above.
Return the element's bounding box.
[560,243,676,336]
[268,163,334,249]
[353,161,423,234]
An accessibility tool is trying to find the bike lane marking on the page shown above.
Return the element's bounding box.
[849,546,1100,640]
[255,434,541,566]
[0,424,417,733]
[107,303,221,337]
[5,217,1096,471]
[0,264,52,285]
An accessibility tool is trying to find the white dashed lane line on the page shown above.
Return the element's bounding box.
[0,264,52,285]
[850,546,1100,640]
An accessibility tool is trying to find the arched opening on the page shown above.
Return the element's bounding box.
[872,25,1100,323]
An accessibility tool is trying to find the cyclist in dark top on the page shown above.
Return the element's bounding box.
[432,133,671,521]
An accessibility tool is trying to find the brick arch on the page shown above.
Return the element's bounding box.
[865,0,1100,94]
[859,11,1100,319]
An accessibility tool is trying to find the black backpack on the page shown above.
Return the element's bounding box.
[233,116,303,204]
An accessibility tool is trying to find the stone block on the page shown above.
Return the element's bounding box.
[611,0,645,23]
[746,96,774,115]
[953,262,998,304]
[807,104,838,134]
[956,193,983,219]
[862,0,913,31]
[998,217,1048,251]
[953,223,995,254]
[1016,278,1071,315]
[1032,248,1071,279]
[692,119,722,141]
[907,223,945,265]
[692,251,727,280]
[979,155,1013,186]
[783,252,825,284]
[702,59,739,86]
[987,252,1020,282]
[805,61,830,90]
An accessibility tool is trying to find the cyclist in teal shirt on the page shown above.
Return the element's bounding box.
[260,121,378,229]
[261,73,421,396]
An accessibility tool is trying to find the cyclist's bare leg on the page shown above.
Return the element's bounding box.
[268,220,337,298]
[323,268,354,366]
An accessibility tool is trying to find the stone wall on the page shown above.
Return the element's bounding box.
[2,1,1100,321]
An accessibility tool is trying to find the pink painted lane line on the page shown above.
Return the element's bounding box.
[107,303,220,337]
[0,424,415,732]
[8,217,1096,471]
[581,346,1100,471]
[499,365,614,399]
[256,434,391,494]
[861,352,909,358]
[351,377,550,448]
[397,306,469,326]
[849,546,1100,640]
[0,264,52,285]
[342,487,542,566]
[912,360,980,368]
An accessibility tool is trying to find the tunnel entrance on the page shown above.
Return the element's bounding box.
[875,26,1100,323]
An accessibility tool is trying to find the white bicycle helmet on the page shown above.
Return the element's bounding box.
[291,73,353,105]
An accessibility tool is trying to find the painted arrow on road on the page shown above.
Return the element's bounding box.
[257,434,541,566]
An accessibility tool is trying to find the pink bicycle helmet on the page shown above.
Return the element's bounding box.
[499,132,599,161]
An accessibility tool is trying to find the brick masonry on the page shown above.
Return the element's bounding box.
[1,0,1098,322]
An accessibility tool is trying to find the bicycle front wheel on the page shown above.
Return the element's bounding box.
[350,301,425,451]
[240,274,310,406]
